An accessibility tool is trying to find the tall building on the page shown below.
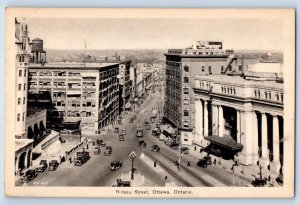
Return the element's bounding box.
[118,61,132,112]
[193,56,284,173]
[164,41,237,145]
[15,18,34,175]
[28,62,121,135]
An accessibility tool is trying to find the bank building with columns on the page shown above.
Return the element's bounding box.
[193,55,284,174]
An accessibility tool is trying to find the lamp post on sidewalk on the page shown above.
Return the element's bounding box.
[129,151,137,180]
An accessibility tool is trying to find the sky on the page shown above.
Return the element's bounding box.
[24,18,283,51]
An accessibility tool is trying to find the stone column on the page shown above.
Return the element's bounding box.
[218,105,224,137]
[261,112,269,167]
[204,101,209,137]
[240,110,255,165]
[194,97,201,142]
[252,112,259,163]
[236,109,241,143]
[272,115,281,174]
[212,103,218,136]
[24,151,28,169]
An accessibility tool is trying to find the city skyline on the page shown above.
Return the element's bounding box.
[24,18,283,51]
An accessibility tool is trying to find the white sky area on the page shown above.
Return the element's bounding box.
[25,18,283,51]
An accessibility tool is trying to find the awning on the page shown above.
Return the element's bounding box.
[125,102,131,109]
[204,135,243,151]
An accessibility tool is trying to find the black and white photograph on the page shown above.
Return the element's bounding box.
[5,8,295,198]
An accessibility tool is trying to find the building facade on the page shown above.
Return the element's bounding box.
[28,62,120,135]
[193,67,284,173]
[118,61,132,112]
[164,41,236,145]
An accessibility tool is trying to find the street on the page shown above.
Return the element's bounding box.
[17,89,252,187]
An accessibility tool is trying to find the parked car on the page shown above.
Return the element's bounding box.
[251,177,268,187]
[197,158,209,168]
[48,160,59,171]
[180,147,189,154]
[74,151,90,166]
[21,169,37,183]
[96,139,106,147]
[114,127,119,133]
[110,161,123,171]
[129,118,134,123]
[119,134,125,141]
[203,155,212,165]
[138,139,147,147]
[169,144,180,150]
[145,121,150,126]
[121,129,126,135]
[116,179,131,187]
[104,146,112,156]
[150,145,160,152]
[36,160,48,172]
[94,148,101,155]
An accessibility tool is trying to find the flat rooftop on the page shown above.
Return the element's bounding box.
[27,107,45,117]
[195,74,283,89]
[15,139,34,151]
[29,62,119,69]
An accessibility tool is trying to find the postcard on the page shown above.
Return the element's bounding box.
[5,8,295,198]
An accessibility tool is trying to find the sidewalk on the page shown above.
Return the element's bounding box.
[190,143,281,187]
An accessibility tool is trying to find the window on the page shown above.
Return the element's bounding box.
[18,84,21,91]
[202,66,205,72]
[18,98,21,105]
[238,64,243,71]
[184,65,189,72]
[19,70,22,77]
[221,65,224,72]
[184,77,189,83]
[22,113,25,121]
[183,87,189,94]
[268,92,271,100]
[57,101,61,106]
[24,70,27,77]
[23,97,25,104]
[208,66,212,74]
[17,113,20,122]
[184,110,189,116]
[183,98,189,105]
[87,102,92,107]
[24,83,26,90]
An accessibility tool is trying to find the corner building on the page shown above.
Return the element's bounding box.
[28,62,121,135]
[164,41,236,145]
[193,66,284,174]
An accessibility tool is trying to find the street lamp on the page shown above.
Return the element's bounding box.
[129,151,137,180]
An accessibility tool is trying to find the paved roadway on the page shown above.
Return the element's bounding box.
[17,89,252,187]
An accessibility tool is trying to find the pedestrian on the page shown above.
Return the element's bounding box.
[213,159,217,165]
[154,161,157,168]
[165,175,168,182]
[93,141,95,146]
[187,160,191,167]
[194,146,197,151]
[69,157,72,164]
[86,144,89,150]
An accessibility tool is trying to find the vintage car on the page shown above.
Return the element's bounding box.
[104,146,112,156]
[138,139,147,147]
[121,129,126,135]
[169,143,180,150]
[74,151,90,166]
[110,161,123,171]
[276,174,283,186]
[197,158,209,168]
[203,155,212,165]
[114,127,119,133]
[180,147,189,154]
[48,160,59,171]
[21,169,37,183]
[119,134,125,141]
[150,145,160,152]
[145,121,150,126]
[129,118,134,123]
[152,128,161,136]
[251,177,268,187]
[94,148,101,155]
[36,160,48,172]
[96,139,106,147]
[116,179,131,187]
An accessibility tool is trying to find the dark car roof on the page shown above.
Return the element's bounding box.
[50,160,58,163]
[111,161,120,165]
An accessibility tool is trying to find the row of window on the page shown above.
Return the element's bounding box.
[18,69,27,77]
[18,83,26,91]
[17,97,26,105]
[221,86,236,95]
[254,89,283,103]
[16,112,25,122]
